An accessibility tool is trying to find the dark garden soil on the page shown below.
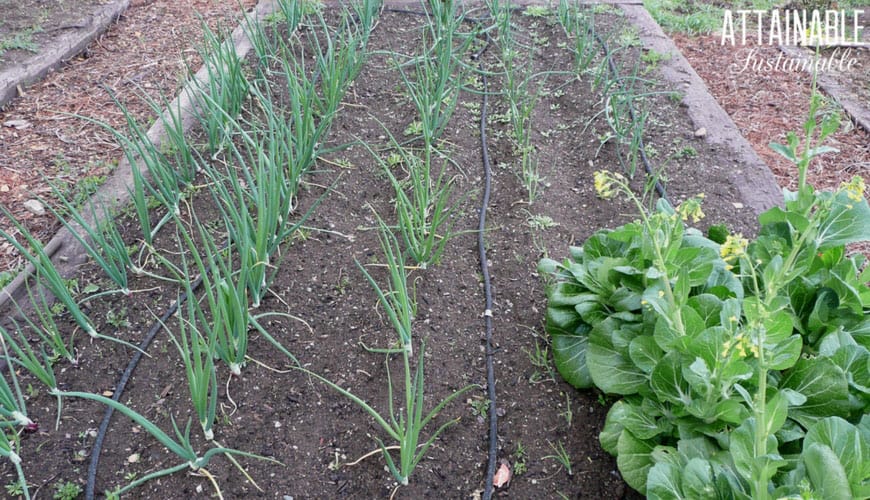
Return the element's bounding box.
[0,3,784,500]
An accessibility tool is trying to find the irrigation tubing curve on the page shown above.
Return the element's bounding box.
[84,273,204,500]
[474,53,499,500]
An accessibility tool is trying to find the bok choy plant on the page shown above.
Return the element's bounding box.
[539,90,870,498]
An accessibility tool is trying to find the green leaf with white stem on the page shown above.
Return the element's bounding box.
[816,193,870,249]
[803,416,870,497]
[781,357,852,428]
[587,318,646,394]
[616,430,655,494]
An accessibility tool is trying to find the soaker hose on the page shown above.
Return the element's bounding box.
[475,64,499,500]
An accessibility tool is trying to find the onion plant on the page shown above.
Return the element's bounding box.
[173,215,250,376]
[308,10,369,119]
[556,0,598,74]
[0,324,59,394]
[43,186,133,296]
[205,81,316,307]
[13,282,76,364]
[0,334,34,431]
[190,20,251,157]
[393,0,471,165]
[0,430,28,500]
[299,219,475,485]
[486,0,553,203]
[163,292,218,440]
[74,92,188,245]
[365,133,460,268]
[51,389,276,497]
[0,207,96,338]
[0,323,62,429]
[357,215,415,353]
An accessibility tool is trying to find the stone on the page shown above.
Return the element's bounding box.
[23,199,45,216]
[694,127,707,138]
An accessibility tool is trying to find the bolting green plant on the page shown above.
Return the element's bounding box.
[539,90,870,497]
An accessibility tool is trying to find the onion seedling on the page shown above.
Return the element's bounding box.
[13,283,76,364]
[171,214,251,376]
[363,132,461,268]
[51,390,277,496]
[163,294,218,440]
[190,20,251,157]
[0,207,96,338]
[0,333,35,431]
[556,0,598,74]
[42,186,133,296]
[0,430,28,500]
[300,219,475,486]
[0,323,61,428]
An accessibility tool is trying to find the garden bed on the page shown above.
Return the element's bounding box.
[0,1,819,498]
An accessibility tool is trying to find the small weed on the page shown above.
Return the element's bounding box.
[0,28,40,57]
[468,397,489,422]
[53,481,83,500]
[106,308,130,329]
[592,4,620,15]
[525,213,559,231]
[640,49,671,74]
[386,152,403,167]
[674,146,698,159]
[524,340,556,383]
[618,26,642,48]
[5,481,25,497]
[667,91,683,103]
[643,0,724,34]
[544,441,573,476]
[523,5,552,17]
[334,274,351,296]
[403,120,423,137]
[513,441,528,476]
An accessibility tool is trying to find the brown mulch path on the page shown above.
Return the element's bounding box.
[0,0,256,273]
[672,34,870,193]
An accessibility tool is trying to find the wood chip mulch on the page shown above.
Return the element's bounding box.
[672,33,870,193]
[0,0,255,274]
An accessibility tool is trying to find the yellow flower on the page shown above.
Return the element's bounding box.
[840,176,865,203]
[676,194,705,223]
[720,233,748,266]
[593,170,624,200]
[722,330,759,359]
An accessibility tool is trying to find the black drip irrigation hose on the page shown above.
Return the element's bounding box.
[593,31,667,200]
[474,57,499,500]
[84,274,204,500]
